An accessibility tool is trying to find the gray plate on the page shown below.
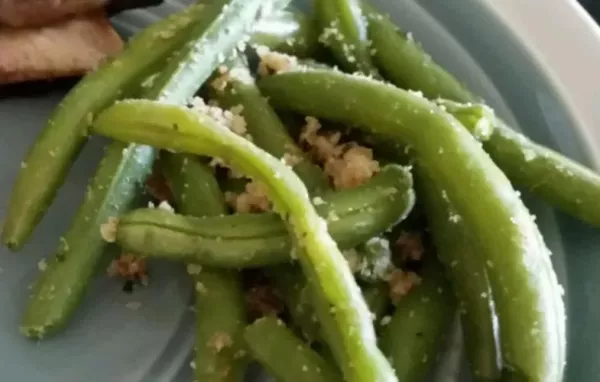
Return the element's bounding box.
[0,0,598,381]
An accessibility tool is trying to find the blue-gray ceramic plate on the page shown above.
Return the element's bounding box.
[1,0,599,381]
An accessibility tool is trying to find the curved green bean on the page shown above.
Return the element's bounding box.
[115,164,414,268]
[417,173,501,380]
[367,3,600,231]
[314,0,380,77]
[258,68,565,382]
[379,258,455,382]
[250,9,320,58]
[92,100,398,382]
[162,153,246,382]
[244,316,342,382]
[20,0,278,339]
[1,4,206,249]
[209,56,329,194]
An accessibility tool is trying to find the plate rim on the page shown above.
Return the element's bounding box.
[480,0,600,167]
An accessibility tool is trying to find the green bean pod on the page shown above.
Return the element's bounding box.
[364,3,475,102]
[362,282,390,324]
[366,4,600,231]
[1,5,206,249]
[20,0,280,339]
[268,265,322,344]
[257,68,565,382]
[20,143,154,338]
[162,153,246,382]
[92,100,398,382]
[314,0,380,77]
[417,174,501,380]
[379,258,456,382]
[160,153,226,217]
[193,269,247,382]
[244,316,342,382]
[250,9,320,58]
[116,164,414,267]
[209,56,329,194]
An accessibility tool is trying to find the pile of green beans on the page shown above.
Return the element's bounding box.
[7,1,599,381]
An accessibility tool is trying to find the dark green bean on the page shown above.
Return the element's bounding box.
[1,4,205,249]
[209,55,329,194]
[91,100,398,382]
[20,0,279,339]
[250,9,320,58]
[367,3,600,231]
[268,265,322,344]
[244,316,342,382]
[417,173,501,380]
[115,165,415,267]
[379,258,455,382]
[162,153,246,382]
[258,68,566,381]
[362,282,390,324]
[314,0,380,77]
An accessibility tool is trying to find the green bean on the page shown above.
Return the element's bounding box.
[20,0,278,339]
[364,3,475,102]
[362,282,390,324]
[209,55,329,194]
[19,143,153,339]
[366,3,600,230]
[244,316,342,382]
[258,68,565,382]
[379,258,455,382]
[250,9,320,58]
[268,265,322,343]
[162,153,246,382]
[417,173,501,380]
[314,0,380,77]
[116,164,414,267]
[91,100,398,382]
[1,5,206,249]
[193,269,247,382]
[160,153,226,217]
[270,266,389,344]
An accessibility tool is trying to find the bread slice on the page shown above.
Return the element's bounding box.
[0,0,109,28]
[0,12,123,84]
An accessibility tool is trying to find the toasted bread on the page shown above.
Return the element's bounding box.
[0,13,123,85]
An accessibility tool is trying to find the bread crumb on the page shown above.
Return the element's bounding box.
[282,152,302,167]
[187,264,203,275]
[256,45,298,76]
[380,315,392,326]
[37,259,48,271]
[225,180,271,213]
[208,332,233,353]
[300,117,380,189]
[100,216,119,243]
[324,145,380,190]
[246,285,284,319]
[157,200,175,213]
[387,270,422,304]
[395,232,425,262]
[108,253,148,286]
